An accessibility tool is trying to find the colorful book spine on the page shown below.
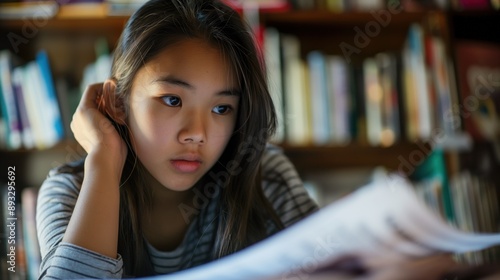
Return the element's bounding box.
[12,67,34,150]
[264,28,285,144]
[0,51,21,150]
[282,35,311,145]
[22,187,41,280]
[307,51,331,145]
[36,51,64,143]
[327,56,351,144]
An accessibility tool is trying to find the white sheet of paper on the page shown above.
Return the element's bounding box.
[145,174,500,280]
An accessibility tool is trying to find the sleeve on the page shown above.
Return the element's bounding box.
[261,145,319,227]
[36,167,124,279]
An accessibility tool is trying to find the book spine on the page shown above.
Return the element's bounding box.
[307,51,331,145]
[282,35,310,145]
[363,58,383,146]
[22,187,41,280]
[12,66,34,150]
[327,56,351,144]
[264,28,285,144]
[23,62,48,149]
[0,51,22,150]
[407,24,433,140]
[36,51,64,144]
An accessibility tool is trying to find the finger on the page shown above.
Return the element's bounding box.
[101,79,119,117]
[80,82,104,109]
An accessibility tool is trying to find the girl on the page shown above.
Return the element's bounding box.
[36,0,318,278]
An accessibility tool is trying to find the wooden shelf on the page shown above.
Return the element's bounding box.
[261,10,447,59]
[0,9,488,186]
[0,140,430,185]
[0,16,128,32]
[261,10,435,26]
[0,139,81,155]
[0,139,84,187]
[281,142,431,173]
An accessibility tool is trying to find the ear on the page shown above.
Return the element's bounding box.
[99,79,127,125]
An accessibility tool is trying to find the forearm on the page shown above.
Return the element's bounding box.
[62,150,123,259]
[39,243,123,279]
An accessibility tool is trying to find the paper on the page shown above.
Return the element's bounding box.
[146,174,500,280]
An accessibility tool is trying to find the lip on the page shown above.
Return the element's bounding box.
[170,154,202,173]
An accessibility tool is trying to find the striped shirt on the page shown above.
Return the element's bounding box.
[36,145,318,279]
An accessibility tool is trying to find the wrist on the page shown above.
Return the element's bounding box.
[85,148,126,181]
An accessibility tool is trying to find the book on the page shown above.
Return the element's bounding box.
[403,24,433,141]
[351,0,385,11]
[410,148,455,224]
[450,172,500,264]
[350,63,367,143]
[376,52,401,146]
[22,187,41,280]
[281,35,310,145]
[327,55,351,144]
[36,50,64,144]
[307,51,331,145]
[264,28,285,144]
[57,1,108,19]
[454,0,492,9]
[0,1,58,20]
[142,173,500,280]
[20,61,48,149]
[12,66,35,149]
[1,183,27,280]
[0,185,10,280]
[15,205,28,280]
[0,50,22,150]
[0,50,65,150]
[106,0,149,16]
[363,57,383,146]
[454,41,500,143]
[222,0,291,12]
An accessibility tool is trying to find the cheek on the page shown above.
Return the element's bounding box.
[139,116,173,146]
[209,118,236,149]
[129,105,173,152]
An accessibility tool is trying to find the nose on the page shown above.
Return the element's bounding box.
[178,112,206,144]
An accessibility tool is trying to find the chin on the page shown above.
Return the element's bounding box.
[161,179,198,192]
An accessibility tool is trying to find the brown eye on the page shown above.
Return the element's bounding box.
[162,95,182,107]
[212,105,232,115]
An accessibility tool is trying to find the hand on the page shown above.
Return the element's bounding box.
[307,254,460,280]
[71,81,128,167]
[361,254,460,280]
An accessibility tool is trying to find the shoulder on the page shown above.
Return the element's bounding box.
[39,158,84,200]
[261,144,318,227]
[38,158,85,218]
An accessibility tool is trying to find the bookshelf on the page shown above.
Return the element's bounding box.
[0,10,452,185]
[0,140,83,187]
[260,10,437,57]
[281,142,427,172]
[0,6,494,177]
[0,4,497,185]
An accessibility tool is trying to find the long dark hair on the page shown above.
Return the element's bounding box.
[109,0,284,276]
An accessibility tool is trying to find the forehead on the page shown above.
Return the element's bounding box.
[139,38,237,87]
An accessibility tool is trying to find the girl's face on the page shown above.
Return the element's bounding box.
[127,39,239,192]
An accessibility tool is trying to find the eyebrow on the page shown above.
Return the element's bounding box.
[153,75,240,96]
